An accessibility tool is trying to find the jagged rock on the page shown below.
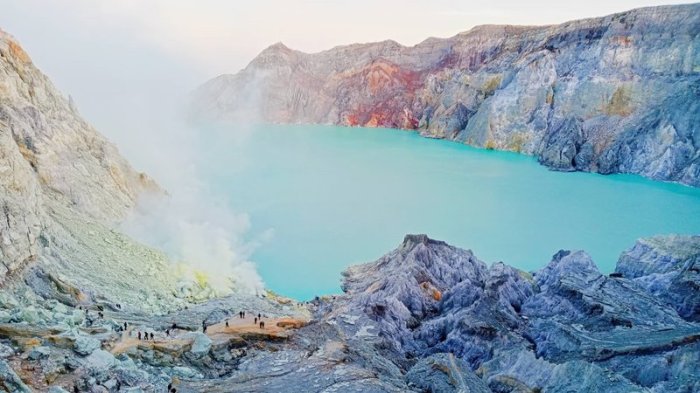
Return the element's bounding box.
[192,4,700,187]
[405,353,490,393]
[616,235,700,321]
[341,234,488,351]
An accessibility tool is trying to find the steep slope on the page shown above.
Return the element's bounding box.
[0,30,191,310]
[192,3,700,186]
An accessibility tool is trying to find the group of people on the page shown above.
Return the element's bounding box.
[137,331,155,341]
[235,310,267,329]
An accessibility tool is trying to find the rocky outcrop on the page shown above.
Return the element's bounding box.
[318,235,700,392]
[192,3,700,186]
[616,235,700,321]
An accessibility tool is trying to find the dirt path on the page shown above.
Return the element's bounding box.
[108,314,307,355]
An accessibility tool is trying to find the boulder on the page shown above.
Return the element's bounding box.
[73,335,101,356]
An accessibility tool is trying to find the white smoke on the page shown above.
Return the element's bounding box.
[112,84,267,297]
[122,185,265,296]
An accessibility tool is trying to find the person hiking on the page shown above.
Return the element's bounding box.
[259,321,265,329]
[166,329,170,337]
[225,319,229,328]
[254,317,258,325]
[150,332,154,340]
[138,332,142,340]
[124,322,128,330]
[258,313,261,319]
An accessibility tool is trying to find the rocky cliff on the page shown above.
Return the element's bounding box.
[192,3,700,186]
[0,30,196,311]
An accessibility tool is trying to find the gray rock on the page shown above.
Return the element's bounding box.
[405,353,490,393]
[85,350,116,373]
[28,345,51,360]
[0,359,31,392]
[74,335,101,356]
[0,342,14,358]
[188,332,212,357]
[616,235,700,321]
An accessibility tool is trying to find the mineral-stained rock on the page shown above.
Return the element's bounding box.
[0,233,697,392]
[192,3,700,187]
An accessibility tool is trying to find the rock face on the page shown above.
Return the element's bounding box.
[616,235,700,321]
[0,29,159,283]
[192,3,700,186]
[0,30,194,314]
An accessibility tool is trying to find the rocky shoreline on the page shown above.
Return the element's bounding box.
[0,234,698,392]
[192,3,700,187]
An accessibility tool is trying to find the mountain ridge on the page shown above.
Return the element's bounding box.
[192,3,700,186]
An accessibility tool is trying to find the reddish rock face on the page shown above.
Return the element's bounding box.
[338,60,422,129]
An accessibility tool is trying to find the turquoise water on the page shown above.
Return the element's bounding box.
[200,125,700,300]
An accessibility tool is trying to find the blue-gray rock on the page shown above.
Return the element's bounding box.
[616,235,700,321]
[73,335,101,356]
[0,359,31,392]
[187,332,212,357]
[405,353,491,393]
[28,345,51,360]
[85,349,116,373]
